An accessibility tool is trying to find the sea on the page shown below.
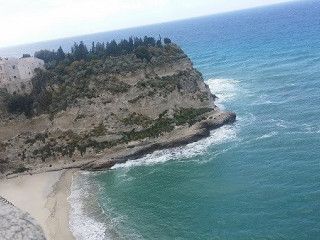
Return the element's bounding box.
[1,0,320,239]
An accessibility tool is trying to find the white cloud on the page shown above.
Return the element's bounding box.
[0,0,295,48]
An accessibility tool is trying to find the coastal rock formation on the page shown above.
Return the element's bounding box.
[0,43,236,177]
[0,197,46,240]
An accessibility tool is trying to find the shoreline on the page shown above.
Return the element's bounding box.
[0,169,76,240]
[46,169,76,240]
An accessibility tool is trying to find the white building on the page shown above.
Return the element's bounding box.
[0,57,44,94]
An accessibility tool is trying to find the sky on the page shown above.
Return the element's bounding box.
[0,0,296,48]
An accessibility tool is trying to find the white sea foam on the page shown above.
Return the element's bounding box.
[268,119,289,128]
[112,124,237,169]
[68,172,108,240]
[256,131,278,140]
[206,78,240,106]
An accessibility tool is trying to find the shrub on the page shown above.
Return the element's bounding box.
[12,166,29,174]
[134,46,151,61]
[173,108,212,126]
[122,113,152,127]
[0,142,10,152]
[7,95,33,117]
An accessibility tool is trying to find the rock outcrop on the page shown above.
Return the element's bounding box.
[0,197,46,240]
[0,43,236,177]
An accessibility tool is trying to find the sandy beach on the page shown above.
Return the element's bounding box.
[0,169,76,240]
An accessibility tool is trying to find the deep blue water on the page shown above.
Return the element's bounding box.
[2,1,320,239]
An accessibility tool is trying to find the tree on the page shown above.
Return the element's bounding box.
[133,37,143,49]
[106,40,119,56]
[164,38,171,44]
[118,39,130,54]
[36,91,52,112]
[143,36,156,46]
[95,42,105,57]
[73,41,89,61]
[56,46,66,61]
[156,34,162,47]
[90,42,96,54]
[134,46,151,61]
[128,37,134,52]
[7,95,33,117]
[31,68,53,95]
[156,40,162,47]
[34,49,56,63]
[22,54,31,58]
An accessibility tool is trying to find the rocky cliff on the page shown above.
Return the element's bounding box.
[0,197,46,239]
[0,43,235,177]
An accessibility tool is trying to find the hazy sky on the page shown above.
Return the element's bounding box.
[0,0,296,48]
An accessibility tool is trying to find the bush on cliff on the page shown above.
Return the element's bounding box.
[6,95,33,117]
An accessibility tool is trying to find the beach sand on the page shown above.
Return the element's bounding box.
[0,169,76,240]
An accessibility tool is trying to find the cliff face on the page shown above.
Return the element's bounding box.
[0,44,235,177]
[0,198,46,240]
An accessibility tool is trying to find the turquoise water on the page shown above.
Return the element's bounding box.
[2,1,320,239]
[68,2,320,239]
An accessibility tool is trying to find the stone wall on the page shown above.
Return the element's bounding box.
[0,57,44,94]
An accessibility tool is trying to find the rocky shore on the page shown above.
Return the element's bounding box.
[84,111,236,170]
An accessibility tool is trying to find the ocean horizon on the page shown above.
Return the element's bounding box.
[2,0,320,239]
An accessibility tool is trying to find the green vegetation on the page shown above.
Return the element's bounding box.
[136,70,200,96]
[32,129,117,160]
[197,92,210,102]
[3,36,187,117]
[121,108,212,142]
[6,95,33,117]
[122,112,152,127]
[25,132,48,145]
[0,142,10,152]
[34,36,172,64]
[89,123,107,137]
[121,118,174,142]
[173,108,212,126]
[30,59,132,114]
[134,46,151,61]
[164,38,172,45]
[12,166,30,174]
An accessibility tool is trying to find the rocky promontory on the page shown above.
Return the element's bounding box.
[0,37,236,177]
